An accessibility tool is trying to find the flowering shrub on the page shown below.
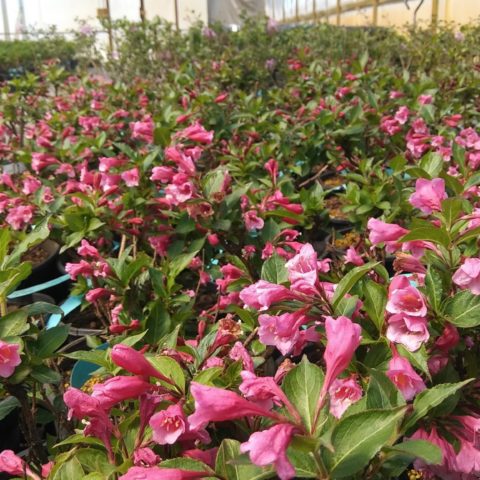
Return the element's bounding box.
[0,17,480,480]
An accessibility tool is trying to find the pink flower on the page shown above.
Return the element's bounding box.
[149,235,170,256]
[239,370,286,410]
[176,121,213,144]
[0,341,21,378]
[344,246,364,266]
[328,376,363,418]
[77,239,100,258]
[0,450,35,478]
[239,280,296,311]
[131,118,154,143]
[111,345,175,385]
[240,424,296,480]
[410,427,458,477]
[285,243,318,288]
[244,210,264,231]
[387,350,426,401]
[121,167,140,187]
[367,218,408,253]
[409,178,447,214]
[394,106,409,125]
[65,260,94,280]
[434,323,460,351]
[6,205,34,230]
[22,177,41,195]
[322,316,362,394]
[151,166,175,182]
[258,311,310,355]
[150,404,186,445]
[418,94,433,105]
[133,447,161,467]
[387,276,427,317]
[91,376,152,409]
[119,467,209,480]
[188,382,277,431]
[453,258,480,295]
[165,181,195,205]
[386,313,429,351]
[229,342,254,372]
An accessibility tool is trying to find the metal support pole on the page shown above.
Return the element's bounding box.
[1,0,10,40]
[325,0,329,23]
[372,0,378,25]
[313,0,317,22]
[295,0,299,22]
[282,0,286,22]
[336,0,341,25]
[174,0,179,31]
[140,0,146,23]
[431,0,439,28]
[272,0,276,20]
[106,0,113,54]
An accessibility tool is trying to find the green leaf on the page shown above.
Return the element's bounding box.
[419,152,443,178]
[388,439,442,465]
[148,355,185,392]
[456,225,480,244]
[261,253,288,284]
[425,266,443,313]
[282,356,324,433]
[0,310,29,337]
[168,250,199,281]
[145,301,172,344]
[400,227,450,248]
[398,345,431,379]
[362,280,387,332]
[441,198,463,229]
[403,380,473,431]
[30,365,62,384]
[50,456,85,480]
[329,407,406,478]
[445,290,480,328]
[54,434,104,449]
[63,350,110,369]
[0,396,20,421]
[25,301,64,317]
[36,324,69,358]
[288,447,319,478]
[367,369,405,410]
[215,439,272,480]
[332,262,379,309]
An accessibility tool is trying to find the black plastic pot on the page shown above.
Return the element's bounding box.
[18,240,70,303]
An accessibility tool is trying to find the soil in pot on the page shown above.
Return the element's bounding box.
[321,227,362,260]
[324,195,352,228]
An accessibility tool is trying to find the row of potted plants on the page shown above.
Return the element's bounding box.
[0,17,480,480]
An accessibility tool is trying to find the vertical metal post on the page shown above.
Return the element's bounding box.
[140,0,146,23]
[272,0,276,20]
[282,0,286,22]
[372,0,378,25]
[336,0,341,25]
[325,0,329,23]
[106,0,113,54]
[431,0,439,28]
[313,0,317,22]
[174,0,179,31]
[295,0,299,22]
[1,0,10,40]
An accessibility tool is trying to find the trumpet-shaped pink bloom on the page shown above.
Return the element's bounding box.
[91,376,152,409]
[239,280,296,311]
[111,344,175,385]
[344,246,364,266]
[0,450,36,479]
[119,466,210,480]
[435,323,460,352]
[121,167,140,187]
[0,341,21,378]
[386,313,429,351]
[386,276,427,317]
[328,376,363,418]
[188,382,277,431]
[239,370,286,410]
[229,341,254,372]
[452,258,480,295]
[409,178,447,214]
[387,351,426,401]
[285,243,318,288]
[323,316,362,394]
[6,205,34,230]
[151,166,175,182]
[367,218,408,253]
[244,210,264,231]
[257,311,310,355]
[176,121,213,144]
[240,423,296,480]
[150,404,186,445]
[133,447,161,467]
